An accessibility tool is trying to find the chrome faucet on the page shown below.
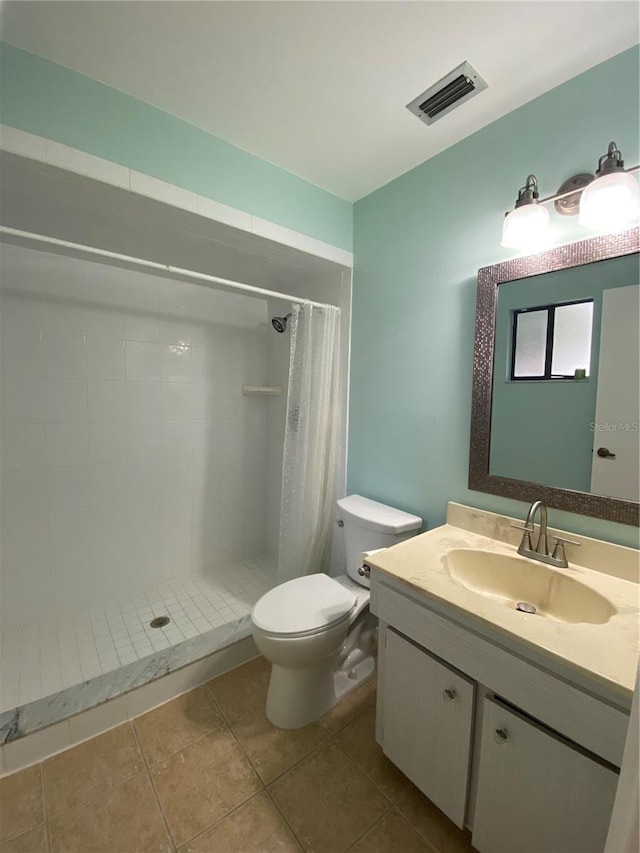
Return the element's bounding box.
[512,501,580,568]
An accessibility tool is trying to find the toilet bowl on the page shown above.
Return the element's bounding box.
[251,495,422,729]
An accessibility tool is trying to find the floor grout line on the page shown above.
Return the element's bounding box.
[39,763,151,849]
[40,756,52,853]
[263,786,307,851]
[331,735,394,802]
[2,821,50,852]
[175,788,269,851]
[343,809,387,853]
[263,735,393,853]
[37,761,53,853]
[260,686,387,852]
[404,811,444,853]
[138,688,269,851]
[203,678,316,849]
[330,727,408,813]
[206,691,271,785]
[129,721,177,852]
[264,736,331,789]
[132,718,227,772]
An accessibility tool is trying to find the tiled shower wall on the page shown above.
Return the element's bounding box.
[0,243,271,625]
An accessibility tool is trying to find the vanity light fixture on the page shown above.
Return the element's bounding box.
[502,141,639,251]
[579,142,640,232]
[501,175,551,251]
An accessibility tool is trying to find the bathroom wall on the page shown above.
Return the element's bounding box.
[0,42,352,251]
[349,46,640,547]
[0,243,270,623]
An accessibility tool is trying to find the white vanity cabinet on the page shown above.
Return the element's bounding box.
[372,570,628,853]
[380,628,474,827]
[472,698,618,853]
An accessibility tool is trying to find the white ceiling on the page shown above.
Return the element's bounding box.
[1,1,638,201]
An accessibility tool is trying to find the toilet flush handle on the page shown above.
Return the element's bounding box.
[358,563,371,579]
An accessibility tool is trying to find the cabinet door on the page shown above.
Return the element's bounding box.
[473,697,619,853]
[380,627,475,827]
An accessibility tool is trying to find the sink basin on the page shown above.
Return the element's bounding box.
[443,549,616,625]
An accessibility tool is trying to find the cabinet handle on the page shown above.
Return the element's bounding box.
[494,727,509,745]
[442,688,457,703]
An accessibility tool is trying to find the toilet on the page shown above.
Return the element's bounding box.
[251,494,422,729]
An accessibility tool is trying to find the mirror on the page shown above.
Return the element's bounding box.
[469,227,639,525]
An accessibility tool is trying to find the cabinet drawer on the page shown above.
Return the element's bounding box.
[374,577,628,765]
[472,697,618,853]
[380,627,474,828]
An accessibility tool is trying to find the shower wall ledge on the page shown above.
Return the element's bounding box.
[0,124,354,269]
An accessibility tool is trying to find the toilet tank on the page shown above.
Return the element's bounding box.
[336,495,422,588]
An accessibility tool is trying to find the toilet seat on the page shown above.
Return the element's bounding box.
[251,573,356,637]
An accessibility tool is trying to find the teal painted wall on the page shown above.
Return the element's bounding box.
[491,256,639,491]
[0,42,352,251]
[350,46,640,548]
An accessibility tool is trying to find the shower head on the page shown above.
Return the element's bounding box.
[271,313,291,333]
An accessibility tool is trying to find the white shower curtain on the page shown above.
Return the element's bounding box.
[278,301,341,584]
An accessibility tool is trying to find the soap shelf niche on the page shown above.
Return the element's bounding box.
[242,385,282,396]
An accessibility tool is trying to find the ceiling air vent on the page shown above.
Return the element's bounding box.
[407,61,487,126]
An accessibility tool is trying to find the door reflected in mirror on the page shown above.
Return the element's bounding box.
[489,254,639,502]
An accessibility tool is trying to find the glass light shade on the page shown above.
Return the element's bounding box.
[579,171,639,232]
[501,203,551,251]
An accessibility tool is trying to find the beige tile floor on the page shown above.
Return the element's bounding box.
[0,657,476,853]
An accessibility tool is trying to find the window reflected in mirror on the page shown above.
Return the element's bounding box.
[511,299,593,380]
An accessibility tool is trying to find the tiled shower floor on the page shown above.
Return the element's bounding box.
[0,556,276,712]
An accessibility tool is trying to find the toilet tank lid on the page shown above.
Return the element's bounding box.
[337,495,422,534]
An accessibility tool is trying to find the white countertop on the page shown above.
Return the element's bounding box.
[367,504,640,702]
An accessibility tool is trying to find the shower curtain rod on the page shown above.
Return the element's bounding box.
[0,226,326,309]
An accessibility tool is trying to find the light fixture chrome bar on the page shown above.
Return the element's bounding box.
[0,226,326,308]
[538,164,640,207]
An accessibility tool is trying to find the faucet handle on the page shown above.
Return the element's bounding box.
[552,535,581,547]
[551,535,580,566]
[512,523,535,553]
